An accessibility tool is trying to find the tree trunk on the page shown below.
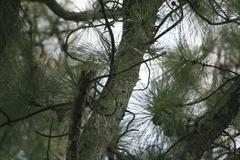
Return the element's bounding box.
[0,0,21,54]
[72,0,163,159]
[171,78,240,160]
[66,70,95,160]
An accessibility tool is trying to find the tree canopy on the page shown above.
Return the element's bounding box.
[1,0,240,159]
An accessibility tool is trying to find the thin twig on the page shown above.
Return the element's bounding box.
[99,0,116,75]
[91,52,166,82]
[46,118,54,160]
[151,7,184,44]
[186,59,240,76]
[163,134,189,157]
[223,130,237,159]
[208,0,229,21]
[133,61,151,91]
[35,130,69,138]
[64,23,107,63]
[152,3,184,42]
[29,0,121,22]
[211,143,231,152]
[0,102,71,128]
[186,0,240,25]
[180,76,238,106]
[116,109,137,145]
[0,108,11,123]
[214,152,230,160]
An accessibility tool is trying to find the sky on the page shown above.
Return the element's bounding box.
[57,0,224,151]
[68,0,95,10]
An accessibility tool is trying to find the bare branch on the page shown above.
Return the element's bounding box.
[28,0,121,22]
[180,76,239,106]
[151,6,184,44]
[163,134,189,157]
[0,102,72,128]
[185,59,240,76]
[91,52,167,82]
[46,118,53,160]
[99,0,116,75]
[0,108,11,123]
[186,0,240,25]
[171,78,240,159]
[35,130,69,138]
[151,2,185,44]
[116,109,137,145]
[222,130,237,159]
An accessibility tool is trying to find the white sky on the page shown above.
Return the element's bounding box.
[58,0,228,151]
[68,0,95,10]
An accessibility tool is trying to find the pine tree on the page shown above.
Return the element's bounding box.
[1,0,240,159]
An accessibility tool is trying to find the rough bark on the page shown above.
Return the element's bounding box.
[171,78,240,160]
[66,70,94,160]
[75,0,163,159]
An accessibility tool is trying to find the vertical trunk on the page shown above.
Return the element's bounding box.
[74,0,163,159]
[0,0,21,54]
[66,70,94,160]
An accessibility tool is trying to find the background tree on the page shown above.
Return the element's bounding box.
[0,0,240,160]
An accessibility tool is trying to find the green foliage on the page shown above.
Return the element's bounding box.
[1,0,240,159]
[116,147,171,160]
[149,80,186,137]
[144,41,209,138]
[163,42,207,90]
[0,1,113,157]
[0,55,75,159]
[226,0,240,16]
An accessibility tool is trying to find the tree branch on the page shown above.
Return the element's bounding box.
[179,76,238,106]
[150,2,185,44]
[46,118,53,160]
[28,0,121,22]
[73,1,166,159]
[99,0,116,76]
[185,59,240,76]
[186,0,240,25]
[91,52,166,82]
[0,108,11,123]
[222,130,237,159]
[171,78,240,159]
[66,70,94,160]
[151,6,184,44]
[35,130,68,138]
[0,102,71,128]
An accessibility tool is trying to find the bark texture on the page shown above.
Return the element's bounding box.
[66,70,94,160]
[75,0,163,159]
[171,78,240,160]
